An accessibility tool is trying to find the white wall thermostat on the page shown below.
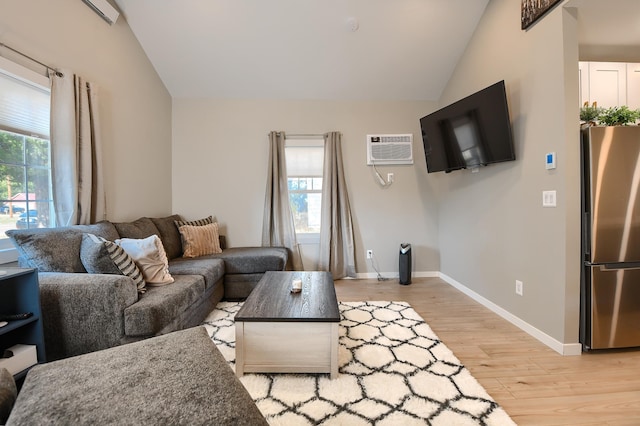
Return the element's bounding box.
[545,152,556,170]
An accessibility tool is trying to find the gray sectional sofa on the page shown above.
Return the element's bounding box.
[6,214,288,361]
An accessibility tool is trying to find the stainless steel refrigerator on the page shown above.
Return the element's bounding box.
[581,126,640,350]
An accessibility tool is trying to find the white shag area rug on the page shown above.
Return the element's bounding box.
[203,301,515,426]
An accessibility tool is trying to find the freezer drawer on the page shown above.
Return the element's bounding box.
[589,265,640,349]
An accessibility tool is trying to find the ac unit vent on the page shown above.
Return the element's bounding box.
[82,0,120,25]
[366,134,413,165]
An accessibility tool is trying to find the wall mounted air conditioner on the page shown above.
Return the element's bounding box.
[82,0,120,25]
[366,134,414,165]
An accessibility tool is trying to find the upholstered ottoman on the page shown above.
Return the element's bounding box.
[6,327,267,425]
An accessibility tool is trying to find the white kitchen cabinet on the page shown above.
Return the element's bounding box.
[586,62,627,108]
[627,63,640,110]
[579,61,590,106]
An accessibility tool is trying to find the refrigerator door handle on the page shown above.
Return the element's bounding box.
[599,262,640,271]
[583,211,591,259]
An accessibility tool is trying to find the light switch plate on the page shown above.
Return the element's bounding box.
[543,190,557,207]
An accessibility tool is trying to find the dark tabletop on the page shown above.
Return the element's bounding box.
[235,271,339,322]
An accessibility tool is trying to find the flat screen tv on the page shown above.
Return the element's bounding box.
[420,80,515,174]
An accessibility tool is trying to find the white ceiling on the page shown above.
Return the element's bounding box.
[114,0,640,101]
[573,0,640,48]
[113,0,490,101]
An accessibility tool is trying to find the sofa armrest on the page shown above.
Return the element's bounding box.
[38,272,139,361]
[0,368,16,425]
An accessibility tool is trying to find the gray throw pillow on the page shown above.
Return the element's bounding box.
[5,222,120,273]
[80,233,146,293]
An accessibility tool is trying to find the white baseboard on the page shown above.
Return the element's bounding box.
[352,269,581,355]
[438,272,582,356]
[355,271,439,280]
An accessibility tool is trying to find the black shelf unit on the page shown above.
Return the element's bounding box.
[0,268,45,379]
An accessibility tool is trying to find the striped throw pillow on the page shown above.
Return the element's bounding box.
[178,222,222,258]
[115,235,174,286]
[103,239,147,293]
[174,215,213,228]
[80,233,146,293]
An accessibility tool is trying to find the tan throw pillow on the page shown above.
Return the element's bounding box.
[179,222,222,258]
[115,235,174,286]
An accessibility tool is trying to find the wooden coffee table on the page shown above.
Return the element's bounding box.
[235,271,340,379]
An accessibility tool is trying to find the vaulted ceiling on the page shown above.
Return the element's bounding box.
[113,0,639,101]
[113,0,490,100]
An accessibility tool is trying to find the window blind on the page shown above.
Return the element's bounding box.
[0,58,50,140]
[285,138,324,177]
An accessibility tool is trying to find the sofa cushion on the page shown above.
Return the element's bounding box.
[6,221,120,272]
[80,233,146,294]
[123,275,205,337]
[115,235,174,286]
[113,217,159,240]
[168,258,225,290]
[149,215,183,260]
[178,222,222,258]
[207,247,289,274]
[223,273,265,300]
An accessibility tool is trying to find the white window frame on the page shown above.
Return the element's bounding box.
[0,57,51,263]
[285,137,324,244]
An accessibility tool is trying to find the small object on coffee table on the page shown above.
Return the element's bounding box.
[290,278,302,293]
[0,321,7,328]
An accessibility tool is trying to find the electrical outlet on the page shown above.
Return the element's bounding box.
[387,173,394,183]
[515,280,523,296]
[366,250,373,259]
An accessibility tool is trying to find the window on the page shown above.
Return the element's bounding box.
[285,138,324,242]
[0,57,52,261]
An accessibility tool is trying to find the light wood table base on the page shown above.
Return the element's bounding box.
[235,321,338,378]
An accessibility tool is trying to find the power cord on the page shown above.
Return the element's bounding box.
[369,253,390,281]
[371,161,392,188]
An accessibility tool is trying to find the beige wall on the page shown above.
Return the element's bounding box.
[0,0,172,220]
[435,0,581,346]
[172,99,440,275]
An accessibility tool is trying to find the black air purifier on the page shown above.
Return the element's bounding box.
[399,243,411,285]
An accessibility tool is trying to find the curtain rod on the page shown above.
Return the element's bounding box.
[273,132,325,139]
[0,43,63,77]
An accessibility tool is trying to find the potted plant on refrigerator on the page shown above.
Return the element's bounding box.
[580,102,603,127]
[597,105,640,126]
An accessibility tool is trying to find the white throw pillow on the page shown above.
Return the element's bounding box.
[115,235,174,286]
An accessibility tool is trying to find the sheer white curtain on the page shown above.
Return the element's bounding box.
[49,70,106,226]
[319,131,356,279]
[262,131,303,270]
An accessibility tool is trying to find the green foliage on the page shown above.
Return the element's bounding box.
[0,130,51,201]
[597,105,640,126]
[580,103,603,123]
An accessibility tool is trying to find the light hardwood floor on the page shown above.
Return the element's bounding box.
[334,277,640,425]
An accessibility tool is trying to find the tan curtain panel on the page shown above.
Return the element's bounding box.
[319,131,356,279]
[50,70,105,226]
[262,131,303,270]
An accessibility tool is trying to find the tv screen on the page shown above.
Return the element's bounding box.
[420,80,515,173]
